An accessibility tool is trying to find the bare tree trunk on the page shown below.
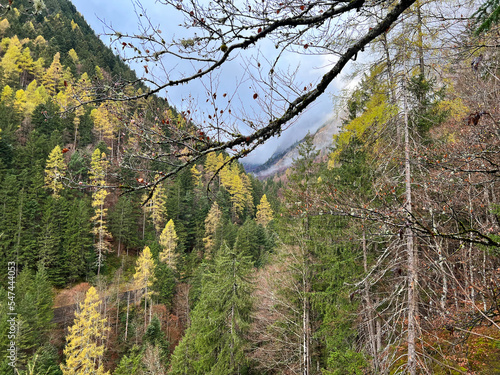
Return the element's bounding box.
[125,290,130,341]
[404,71,417,375]
[302,290,310,375]
[363,228,379,371]
[144,286,148,330]
[416,0,425,78]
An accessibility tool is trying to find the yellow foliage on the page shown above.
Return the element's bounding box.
[329,92,397,169]
[34,35,47,46]
[90,149,112,272]
[60,287,110,375]
[44,145,67,198]
[24,80,47,116]
[42,52,63,96]
[134,246,156,294]
[1,85,14,104]
[203,202,222,257]
[438,97,469,121]
[256,194,273,227]
[191,164,202,184]
[159,219,179,269]
[71,19,80,31]
[142,177,167,234]
[0,19,9,35]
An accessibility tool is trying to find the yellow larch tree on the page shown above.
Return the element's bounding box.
[159,219,178,270]
[203,202,222,258]
[142,176,167,235]
[44,145,67,198]
[256,194,274,227]
[91,104,114,142]
[1,85,14,104]
[60,286,110,375]
[18,46,34,87]
[23,80,47,116]
[0,36,22,84]
[134,246,156,328]
[42,52,63,96]
[191,164,202,185]
[90,149,112,276]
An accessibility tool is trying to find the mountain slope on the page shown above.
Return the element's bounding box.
[247,116,339,178]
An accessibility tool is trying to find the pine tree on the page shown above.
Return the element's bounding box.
[159,219,178,270]
[60,286,110,375]
[44,145,66,198]
[89,148,111,275]
[255,194,273,228]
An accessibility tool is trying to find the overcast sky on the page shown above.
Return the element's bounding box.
[70,0,345,164]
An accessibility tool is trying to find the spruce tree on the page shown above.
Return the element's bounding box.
[169,243,254,375]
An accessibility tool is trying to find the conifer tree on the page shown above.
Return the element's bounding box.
[42,52,63,96]
[44,145,66,198]
[1,36,22,85]
[60,286,110,375]
[256,194,273,228]
[203,201,222,258]
[159,219,178,270]
[169,244,254,374]
[89,148,111,275]
[142,177,167,235]
[133,246,156,329]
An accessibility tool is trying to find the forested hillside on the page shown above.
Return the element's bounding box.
[0,0,500,374]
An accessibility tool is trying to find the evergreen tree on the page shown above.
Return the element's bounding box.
[143,315,169,366]
[62,197,94,281]
[108,195,140,256]
[60,286,109,375]
[169,244,254,375]
[16,265,55,365]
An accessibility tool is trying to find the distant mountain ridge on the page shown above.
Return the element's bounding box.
[244,116,340,178]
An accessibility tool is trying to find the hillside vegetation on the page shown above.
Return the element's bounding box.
[0,0,500,374]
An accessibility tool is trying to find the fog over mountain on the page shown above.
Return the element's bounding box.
[244,115,340,178]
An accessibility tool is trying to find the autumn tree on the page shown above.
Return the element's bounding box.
[68,0,417,197]
[159,219,178,270]
[89,148,111,275]
[142,176,167,235]
[133,246,156,329]
[203,201,222,258]
[255,194,273,228]
[44,145,66,198]
[60,286,110,375]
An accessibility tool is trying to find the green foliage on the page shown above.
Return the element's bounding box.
[474,0,500,34]
[144,315,169,366]
[169,244,254,375]
[113,347,143,375]
[407,74,447,138]
[152,259,176,307]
